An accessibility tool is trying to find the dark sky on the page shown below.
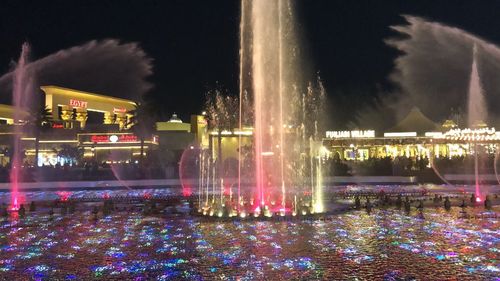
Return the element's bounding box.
[1,0,500,125]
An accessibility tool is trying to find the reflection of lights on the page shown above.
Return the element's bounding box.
[0,193,498,279]
[261,151,274,156]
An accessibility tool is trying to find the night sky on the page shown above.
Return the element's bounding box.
[1,0,500,127]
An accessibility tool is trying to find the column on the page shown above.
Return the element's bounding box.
[75,108,88,129]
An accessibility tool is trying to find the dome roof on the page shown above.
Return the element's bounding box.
[168,113,182,123]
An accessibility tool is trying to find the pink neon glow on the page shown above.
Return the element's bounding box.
[223,182,231,196]
[179,144,197,197]
[56,191,72,202]
[475,185,482,202]
[182,185,192,197]
[11,196,19,211]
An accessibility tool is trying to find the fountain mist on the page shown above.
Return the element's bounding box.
[0,40,152,102]
[355,16,500,125]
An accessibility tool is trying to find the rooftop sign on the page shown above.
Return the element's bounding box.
[383,132,417,137]
[69,99,88,108]
[326,130,375,139]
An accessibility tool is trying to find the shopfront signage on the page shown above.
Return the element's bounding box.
[326,130,375,139]
[69,99,88,108]
[52,123,64,129]
[383,132,417,137]
[90,134,138,143]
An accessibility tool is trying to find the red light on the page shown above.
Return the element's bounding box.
[52,123,64,129]
[56,191,71,202]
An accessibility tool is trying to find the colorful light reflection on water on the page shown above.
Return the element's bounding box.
[0,207,497,280]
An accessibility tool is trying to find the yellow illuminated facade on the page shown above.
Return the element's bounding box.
[0,104,29,124]
[209,128,253,163]
[41,85,136,130]
[322,108,500,161]
[323,134,452,161]
[324,128,500,161]
[191,115,209,148]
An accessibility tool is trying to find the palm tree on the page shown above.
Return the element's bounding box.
[204,89,238,178]
[127,102,155,163]
[54,144,84,166]
[27,105,52,167]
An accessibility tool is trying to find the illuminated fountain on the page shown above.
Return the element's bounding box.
[419,45,491,199]
[9,43,34,211]
[467,45,487,202]
[197,0,325,217]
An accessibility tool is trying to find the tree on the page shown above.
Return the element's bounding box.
[204,89,238,178]
[127,102,156,163]
[27,105,52,167]
[54,144,84,166]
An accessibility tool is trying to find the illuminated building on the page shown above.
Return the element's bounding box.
[323,107,499,161]
[0,86,162,166]
[41,85,136,130]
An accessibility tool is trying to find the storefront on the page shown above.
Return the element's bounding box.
[79,133,158,164]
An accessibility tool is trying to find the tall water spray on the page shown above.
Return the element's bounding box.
[241,0,323,215]
[198,0,324,217]
[467,45,487,128]
[467,45,486,201]
[10,43,34,210]
[242,0,290,213]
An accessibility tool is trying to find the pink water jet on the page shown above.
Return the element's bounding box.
[9,43,33,211]
[198,0,325,216]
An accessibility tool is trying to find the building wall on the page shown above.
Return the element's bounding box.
[41,86,136,129]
